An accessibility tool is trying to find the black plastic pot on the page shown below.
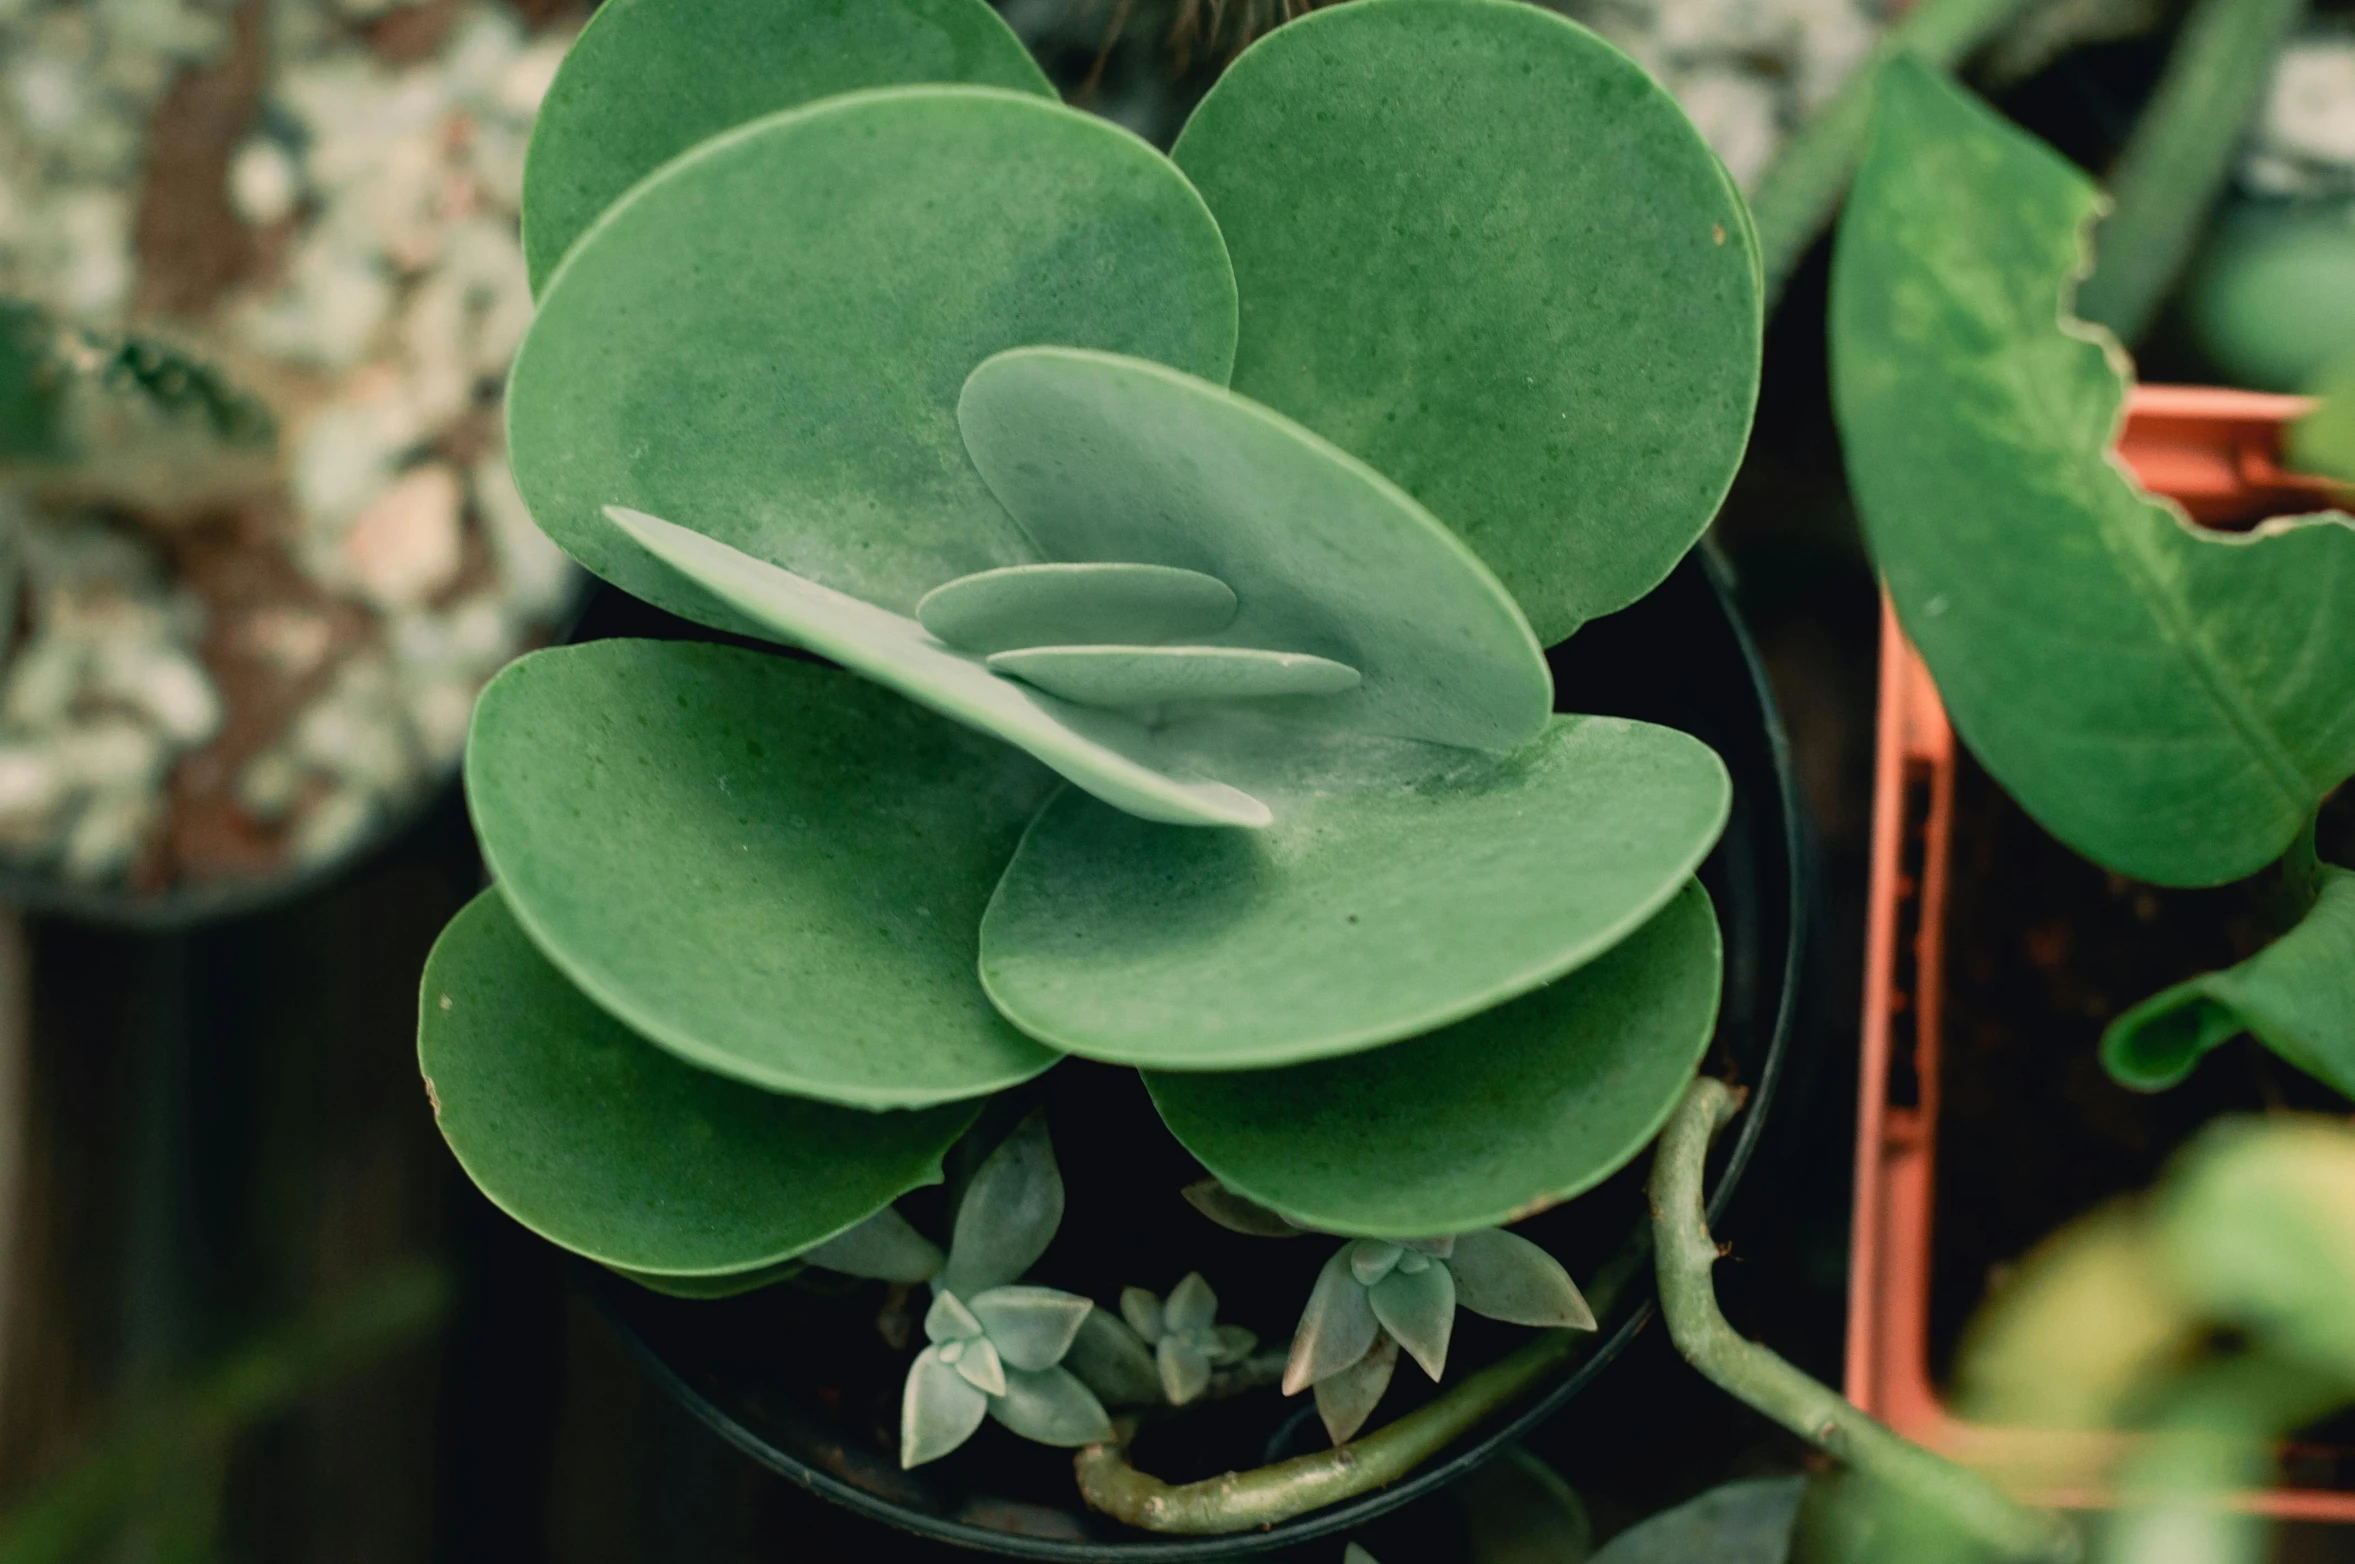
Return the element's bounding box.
[578,547,1813,1558]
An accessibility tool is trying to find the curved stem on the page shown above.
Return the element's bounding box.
[1074,1233,1650,1534]
[1651,1079,2081,1563]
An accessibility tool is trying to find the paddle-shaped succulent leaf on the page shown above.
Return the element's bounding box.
[1171,0,1761,647]
[1120,1273,1258,1405]
[1283,1230,1593,1443]
[900,1111,1113,1466]
[419,890,974,1289]
[1831,61,2355,890]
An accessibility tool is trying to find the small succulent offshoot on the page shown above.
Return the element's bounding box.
[1121,1273,1258,1405]
[899,1112,1113,1468]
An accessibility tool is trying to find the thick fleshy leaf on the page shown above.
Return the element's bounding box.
[1212,1324,1257,1363]
[902,1347,992,1468]
[917,564,1238,655]
[603,509,1269,829]
[1064,1308,1165,1407]
[1165,1272,1218,1335]
[2104,867,2355,1098]
[1143,880,1722,1236]
[420,891,971,1278]
[943,1110,1063,1297]
[467,640,1060,1107]
[985,724,1726,1070]
[969,1286,1093,1371]
[1159,1338,1213,1405]
[604,1256,805,1299]
[1349,1240,1405,1288]
[925,1289,984,1345]
[949,1334,1009,1397]
[1171,0,1760,646]
[1285,1245,1381,1395]
[1314,1332,1399,1445]
[508,87,1237,634]
[1120,1287,1164,1342]
[1369,1259,1455,1380]
[519,0,1050,293]
[988,1366,1115,1447]
[801,1206,943,1284]
[1830,60,2355,888]
[988,646,1362,706]
[1446,1229,1595,1330]
[959,348,1551,753]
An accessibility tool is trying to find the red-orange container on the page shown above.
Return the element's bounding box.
[1845,384,2355,1522]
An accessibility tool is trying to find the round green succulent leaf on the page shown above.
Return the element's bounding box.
[959,348,1551,752]
[600,508,1272,828]
[988,646,1362,705]
[1144,880,1722,1237]
[509,87,1238,635]
[466,638,1062,1107]
[419,891,975,1278]
[1170,0,1762,645]
[981,718,1728,1069]
[520,0,1050,294]
[917,564,1239,654]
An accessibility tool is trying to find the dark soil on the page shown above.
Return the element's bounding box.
[1930,754,2355,1482]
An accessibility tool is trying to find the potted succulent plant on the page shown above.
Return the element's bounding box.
[417,0,1811,1547]
[1832,60,2355,1521]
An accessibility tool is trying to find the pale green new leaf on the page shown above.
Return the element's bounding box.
[968,1286,1092,1372]
[1063,1308,1164,1407]
[1314,1332,1399,1445]
[1159,1337,1212,1405]
[1447,1229,1595,1330]
[1830,60,2355,887]
[801,1206,943,1284]
[943,1110,1064,1298]
[1285,1245,1380,1395]
[1369,1259,1456,1380]
[903,1347,991,1468]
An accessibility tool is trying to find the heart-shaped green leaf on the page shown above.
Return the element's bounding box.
[602,508,1270,828]
[519,0,1050,294]
[509,87,1237,636]
[917,564,1238,654]
[981,720,1727,1069]
[1170,0,1761,646]
[465,639,1061,1107]
[1831,60,2355,888]
[959,348,1551,754]
[1143,880,1720,1235]
[987,646,1361,705]
[419,891,974,1278]
[2103,867,2355,1098]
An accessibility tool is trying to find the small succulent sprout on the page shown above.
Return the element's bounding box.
[1120,1273,1258,1405]
[801,1205,943,1284]
[1284,1229,1593,1445]
[1344,1546,1380,1564]
[898,1111,1115,1467]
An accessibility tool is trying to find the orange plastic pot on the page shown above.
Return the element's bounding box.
[1845,383,2355,1522]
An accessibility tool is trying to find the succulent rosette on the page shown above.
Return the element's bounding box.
[420,0,1759,1309]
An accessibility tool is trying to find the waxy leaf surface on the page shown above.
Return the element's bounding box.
[983,722,1727,1069]
[917,564,1237,654]
[2103,866,2355,1098]
[466,640,1060,1107]
[520,0,1049,292]
[601,508,1269,828]
[1831,61,2355,887]
[1172,0,1761,645]
[419,891,973,1277]
[509,87,1237,634]
[987,646,1361,705]
[959,348,1551,752]
[1145,881,1721,1235]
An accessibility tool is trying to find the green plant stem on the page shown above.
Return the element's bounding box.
[1650,1079,2082,1563]
[2071,0,2309,343]
[0,1262,450,1564]
[1073,1232,1649,1533]
[1749,0,2045,306]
